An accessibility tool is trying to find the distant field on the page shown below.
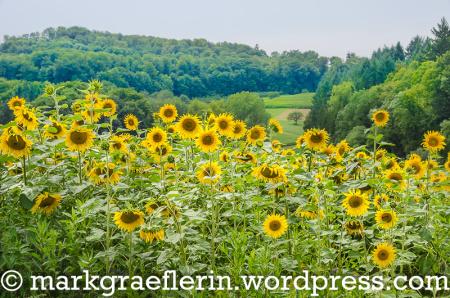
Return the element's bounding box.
[263,92,314,109]
[264,93,313,144]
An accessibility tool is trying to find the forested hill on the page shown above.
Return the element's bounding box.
[0,26,328,97]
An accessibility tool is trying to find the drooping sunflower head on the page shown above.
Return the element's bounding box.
[281,149,295,156]
[295,135,305,148]
[375,209,398,230]
[0,127,33,158]
[114,210,144,233]
[234,151,257,164]
[247,125,266,145]
[445,159,450,172]
[214,113,234,137]
[268,118,283,134]
[321,144,335,156]
[342,189,370,217]
[14,108,38,131]
[385,167,406,189]
[374,194,390,209]
[88,162,122,185]
[263,214,288,239]
[196,161,222,185]
[144,127,167,148]
[372,242,396,268]
[140,228,165,243]
[152,143,173,161]
[158,104,178,123]
[375,149,387,161]
[145,200,162,214]
[124,114,139,131]
[356,151,369,160]
[371,109,390,127]
[109,135,128,153]
[304,128,329,150]
[31,192,62,215]
[220,151,229,162]
[422,131,446,152]
[271,139,282,152]
[231,120,247,139]
[65,127,95,152]
[81,103,102,124]
[101,99,117,117]
[252,164,287,183]
[344,220,364,236]
[7,96,26,111]
[336,139,350,157]
[295,208,324,220]
[176,114,201,139]
[195,129,221,153]
[404,157,426,179]
[43,120,66,140]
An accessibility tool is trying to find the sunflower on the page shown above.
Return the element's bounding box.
[356,151,370,160]
[207,114,216,128]
[231,120,247,139]
[87,162,121,185]
[295,208,324,220]
[304,128,329,150]
[422,131,446,152]
[196,129,221,153]
[14,108,38,130]
[234,151,257,164]
[114,210,144,233]
[214,113,234,137]
[375,209,398,230]
[336,140,350,156]
[176,114,201,139]
[371,109,390,127]
[321,145,335,156]
[7,96,26,111]
[445,160,450,172]
[263,214,288,239]
[31,192,62,215]
[159,104,178,123]
[101,99,117,117]
[140,229,165,243]
[385,167,406,189]
[281,149,295,156]
[196,162,222,185]
[0,128,32,158]
[109,135,128,153]
[375,149,387,161]
[145,200,162,214]
[374,194,390,209]
[220,151,229,162]
[425,159,438,170]
[144,127,167,148]
[43,120,66,139]
[247,125,266,145]
[271,140,282,152]
[65,127,95,152]
[220,184,234,192]
[81,103,102,123]
[342,189,370,217]
[268,118,283,134]
[372,242,396,268]
[383,157,399,171]
[252,164,287,183]
[295,135,305,148]
[404,157,426,179]
[152,143,173,161]
[124,114,139,131]
[344,220,364,236]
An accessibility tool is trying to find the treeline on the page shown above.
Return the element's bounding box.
[0,26,327,97]
[305,18,450,156]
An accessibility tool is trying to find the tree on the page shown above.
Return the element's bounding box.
[430,17,450,58]
[287,111,303,125]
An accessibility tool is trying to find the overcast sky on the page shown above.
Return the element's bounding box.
[0,0,449,57]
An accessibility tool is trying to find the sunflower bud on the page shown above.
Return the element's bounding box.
[129,144,137,152]
[167,155,175,163]
[100,141,109,151]
[71,102,82,113]
[44,84,56,96]
[88,80,103,92]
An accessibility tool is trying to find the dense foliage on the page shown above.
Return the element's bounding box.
[0,26,327,97]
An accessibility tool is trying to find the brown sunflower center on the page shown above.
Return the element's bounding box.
[13,101,22,107]
[269,220,281,231]
[121,212,140,224]
[428,137,438,147]
[163,109,174,117]
[113,142,122,150]
[23,111,33,121]
[389,173,402,181]
[202,134,214,146]
[6,135,26,150]
[250,129,261,140]
[156,146,168,156]
[377,249,389,261]
[182,119,197,132]
[51,123,62,135]
[381,213,392,223]
[411,163,420,174]
[310,133,323,144]
[375,112,386,122]
[152,133,163,143]
[349,196,362,208]
[219,120,229,130]
[39,195,56,208]
[203,166,216,177]
[261,166,279,179]
[70,130,88,145]
[103,103,112,109]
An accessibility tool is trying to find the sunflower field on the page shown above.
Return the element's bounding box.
[0,81,449,297]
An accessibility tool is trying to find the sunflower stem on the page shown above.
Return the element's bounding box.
[77,150,82,184]
[128,232,133,277]
[22,156,27,186]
